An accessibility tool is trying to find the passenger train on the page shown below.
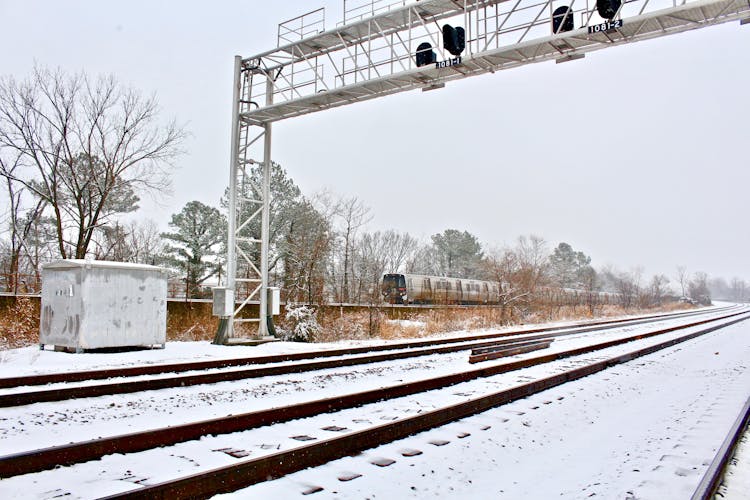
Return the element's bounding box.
[382,273,502,305]
[382,273,619,306]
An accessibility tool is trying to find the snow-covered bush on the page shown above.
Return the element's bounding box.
[279,305,321,342]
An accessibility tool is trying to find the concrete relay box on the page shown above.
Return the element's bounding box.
[39,260,168,352]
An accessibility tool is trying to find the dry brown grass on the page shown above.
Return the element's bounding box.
[0,296,700,350]
[314,310,371,343]
[0,297,40,349]
[378,316,427,340]
[166,301,219,342]
[316,307,511,342]
[320,302,699,342]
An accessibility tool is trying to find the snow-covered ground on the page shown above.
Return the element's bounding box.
[227,319,750,499]
[0,309,747,498]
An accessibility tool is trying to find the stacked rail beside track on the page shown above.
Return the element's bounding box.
[468,339,553,363]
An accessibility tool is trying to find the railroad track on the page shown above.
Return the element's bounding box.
[0,307,746,498]
[102,310,750,499]
[0,307,733,408]
[691,394,750,499]
[0,306,725,390]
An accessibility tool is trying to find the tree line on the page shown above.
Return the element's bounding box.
[0,67,744,307]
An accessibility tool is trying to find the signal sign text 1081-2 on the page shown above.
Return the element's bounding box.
[588,19,623,34]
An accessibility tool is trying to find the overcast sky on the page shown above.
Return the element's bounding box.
[1,0,748,282]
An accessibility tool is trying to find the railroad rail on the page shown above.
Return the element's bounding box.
[89,311,749,499]
[0,307,734,407]
[0,306,726,390]
[691,394,750,499]
[468,338,553,363]
[1,308,746,482]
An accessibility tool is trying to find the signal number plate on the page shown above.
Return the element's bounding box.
[436,56,462,69]
[588,19,623,34]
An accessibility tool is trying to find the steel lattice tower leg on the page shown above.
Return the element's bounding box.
[216,55,272,342]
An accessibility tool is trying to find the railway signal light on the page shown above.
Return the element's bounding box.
[597,0,621,20]
[415,42,437,67]
[442,24,465,56]
[552,6,575,34]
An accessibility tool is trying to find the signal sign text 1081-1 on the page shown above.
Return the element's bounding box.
[436,57,462,69]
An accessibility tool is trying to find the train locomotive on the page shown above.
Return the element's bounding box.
[382,273,501,305]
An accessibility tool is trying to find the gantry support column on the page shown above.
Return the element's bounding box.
[218,55,243,342]
[258,76,274,337]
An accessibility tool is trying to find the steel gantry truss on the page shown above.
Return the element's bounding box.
[219,0,749,340]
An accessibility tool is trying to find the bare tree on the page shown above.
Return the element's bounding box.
[630,266,652,308]
[0,153,46,292]
[688,271,711,305]
[126,220,163,264]
[482,247,527,322]
[730,277,747,303]
[675,265,688,298]
[649,274,670,307]
[613,269,639,309]
[354,232,391,304]
[580,265,599,315]
[0,66,185,259]
[479,236,551,321]
[93,219,163,264]
[514,235,549,294]
[282,198,332,304]
[345,230,419,304]
[382,230,419,273]
[334,196,371,303]
[405,243,439,276]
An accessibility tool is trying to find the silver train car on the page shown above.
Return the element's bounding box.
[382,273,501,305]
[382,274,620,306]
